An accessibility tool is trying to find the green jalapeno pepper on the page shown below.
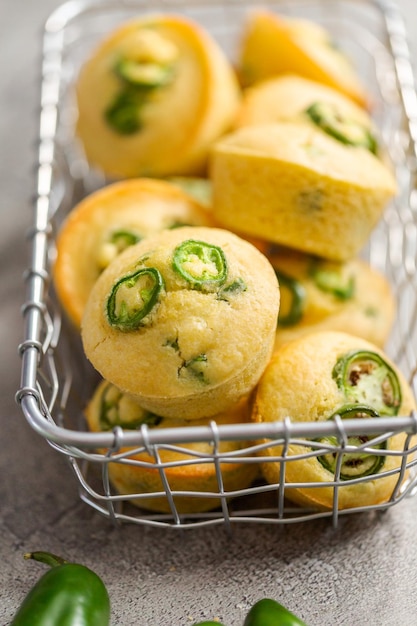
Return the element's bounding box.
[243,598,307,626]
[274,269,306,327]
[172,239,228,291]
[109,229,141,250]
[309,260,355,300]
[316,404,386,480]
[98,382,162,430]
[218,277,247,302]
[97,229,142,270]
[11,551,110,626]
[105,51,175,135]
[106,266,164,331]
[332,350,402,416]
[305,102,378,154]
[115,58,174,87]
[105,87,144,135]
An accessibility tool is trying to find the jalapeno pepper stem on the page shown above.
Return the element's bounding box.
[24,551,68,568]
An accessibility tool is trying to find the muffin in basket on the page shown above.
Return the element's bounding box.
[85,380,259,514]
[210,122,397,261]
[270,246,396,349]
[53,178,215,329]
[81,226,280,419]
[234,74,379,156]
[75,13,240,179]
[251,330,416,510]
[238,10,369,108]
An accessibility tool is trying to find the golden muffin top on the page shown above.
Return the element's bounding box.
[81,226,280,401]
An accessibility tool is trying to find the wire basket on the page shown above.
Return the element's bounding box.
[16,0,417,529]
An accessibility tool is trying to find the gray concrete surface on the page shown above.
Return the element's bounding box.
[2,1,417,624]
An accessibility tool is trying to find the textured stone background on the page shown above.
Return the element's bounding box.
[2,1,417,624]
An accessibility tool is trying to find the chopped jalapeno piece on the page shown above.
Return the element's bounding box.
[179,353,208,384]
[332,350,402,416]
[305,102,378,154]
[309,260,355,300]
[105,88,143,135]
[172,240,228,291]
[218,278,247,302]
[274,269,306,327]
[107,267,164,330]
[98,383,162,430]
[316,404,386,480]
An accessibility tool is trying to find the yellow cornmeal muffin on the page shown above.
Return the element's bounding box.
[234,74,379,156]
[75,14,240,179]
[270,247,396,349]
[53,178,215,329]
[238,11,369,108]
[210,122,397,261]
[252,330,416,510]
[81,226,280,419]
[85,380,259,513]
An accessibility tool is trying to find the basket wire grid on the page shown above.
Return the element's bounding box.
[16,0,417,528]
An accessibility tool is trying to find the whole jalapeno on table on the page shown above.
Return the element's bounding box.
[243,598,307,626]
[11,551,110,626]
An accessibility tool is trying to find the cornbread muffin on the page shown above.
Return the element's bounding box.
[238,11,369,108]
[53,178,215,329]
[75,14,240,179]
[252,330,416,510]
[234,74,379,156]
[166,175,269,255]
[81,226,280,419]
[210,122,397,261]
[270,247,396,349]
[85,380,259,513]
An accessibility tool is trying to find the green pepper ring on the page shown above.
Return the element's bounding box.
[172,239,228,290]
[332,349,402,416]
[98,382,162,431]
[106,266,164,331]
[308,259,355,301]
[316,404,387,480]
[274,268,306,327]
[305,101,378,154]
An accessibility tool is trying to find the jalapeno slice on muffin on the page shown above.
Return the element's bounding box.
[97,229,142,270]
[332,350,402,415]
[98,382,162,430]
[107,266,164,330]
[309,259,355,300]
[305,102,378,154]
[172,239,228,291]
[316,404,386,480]
[114,58,175,88]
[274,269,306,327]
[105,29,178,135]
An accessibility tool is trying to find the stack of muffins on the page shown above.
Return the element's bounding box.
[53,9,416,514]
